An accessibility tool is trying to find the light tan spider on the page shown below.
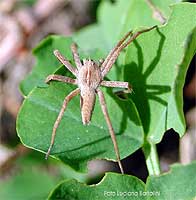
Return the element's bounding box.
[45,26,156,174]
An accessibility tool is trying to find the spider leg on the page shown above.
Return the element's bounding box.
[101,80,132,93]
[101,26,157,77]
[100,31,133,71]
[45,74,77,85]
[97,89,124,174]
[54,50,78,76]
[45,88,80,160]
[71,43,83,69]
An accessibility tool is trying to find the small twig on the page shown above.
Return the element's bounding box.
[145,0,166,24]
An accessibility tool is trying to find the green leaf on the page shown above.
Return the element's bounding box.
[17,67,144,171]
[17,1,195,172]
[124,3,196,143]
[17,14,144,171]
[76,0,180,52]
[48,173,145,200]
[98,0,158,46]
[150,0,182,17]
[146,161,196,200]
[48,161,196,200]
[73,24,108,56]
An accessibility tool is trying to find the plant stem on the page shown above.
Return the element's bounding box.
[143,142,161,176]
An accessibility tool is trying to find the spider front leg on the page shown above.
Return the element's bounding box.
[71,43,82,69]
[101,26,156,77]
[45,88,80,159]
[54,50,78,76]
[97,89,124,174]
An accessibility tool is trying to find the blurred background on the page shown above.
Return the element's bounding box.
[0,0,195,199]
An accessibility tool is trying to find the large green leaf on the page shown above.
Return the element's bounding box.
[124,3,196,143]
[17,2,196,172]
[48,161,196,200]
[17,65,143,171]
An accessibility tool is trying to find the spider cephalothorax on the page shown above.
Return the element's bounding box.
[45,26,156,174]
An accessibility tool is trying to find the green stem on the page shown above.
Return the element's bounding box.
[143,142,161,176]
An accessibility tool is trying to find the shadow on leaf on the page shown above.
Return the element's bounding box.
[124,28,171,134]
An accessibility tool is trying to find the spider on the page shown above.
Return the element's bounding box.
[45,26,156,174]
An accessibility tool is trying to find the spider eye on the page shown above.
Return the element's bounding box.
[99,59,104,64]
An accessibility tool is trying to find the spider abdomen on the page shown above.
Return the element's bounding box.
[80,88,96,125]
